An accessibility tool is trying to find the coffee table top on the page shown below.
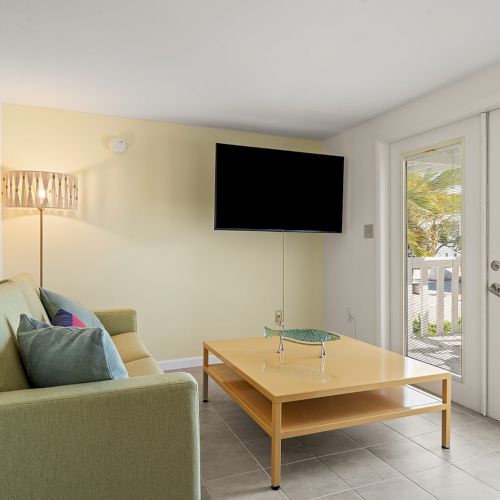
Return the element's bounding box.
[204,336,450,402]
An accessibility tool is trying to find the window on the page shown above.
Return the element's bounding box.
[404,140,463,375]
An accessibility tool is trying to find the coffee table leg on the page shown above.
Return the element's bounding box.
[271,402,282,490]
[442,377,451,449]
[202,346,209,403]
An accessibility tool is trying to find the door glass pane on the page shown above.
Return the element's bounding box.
[404,141,463,375]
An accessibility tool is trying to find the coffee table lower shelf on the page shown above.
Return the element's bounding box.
[203,362,450,489]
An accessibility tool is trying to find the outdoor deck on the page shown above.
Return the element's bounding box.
[407,333,461,374]
[407,256,462,375]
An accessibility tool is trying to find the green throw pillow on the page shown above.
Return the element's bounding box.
[40,287,107,332]
[17,314,128,388]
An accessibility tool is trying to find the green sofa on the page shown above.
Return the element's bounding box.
[0,275,200,500]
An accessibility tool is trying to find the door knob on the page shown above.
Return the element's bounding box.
[492,260,500,271]
[489,283,500,298]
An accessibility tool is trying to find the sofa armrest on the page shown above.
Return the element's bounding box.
[0,373,200,500]
[93,308,137,335]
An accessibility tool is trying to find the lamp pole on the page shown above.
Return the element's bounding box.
[39,207,44,287]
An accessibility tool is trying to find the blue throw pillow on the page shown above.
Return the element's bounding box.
[17,314,128,388]
[40,288,107,332]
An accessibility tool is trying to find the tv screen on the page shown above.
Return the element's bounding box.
[214,144,344,233]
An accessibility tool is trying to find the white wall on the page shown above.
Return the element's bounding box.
[322,63,500,346]
[2,105,324,362]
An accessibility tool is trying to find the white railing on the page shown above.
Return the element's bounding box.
[408,256,461,337]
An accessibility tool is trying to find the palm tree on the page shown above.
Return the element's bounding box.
[407,167,461,257]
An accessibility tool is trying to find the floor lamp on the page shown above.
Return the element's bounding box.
[2,171,79,287]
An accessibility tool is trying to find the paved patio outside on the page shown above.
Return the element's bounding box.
[407,333,462,375]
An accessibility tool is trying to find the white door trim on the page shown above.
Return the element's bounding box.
[375,140,391,350]
[480,112,488,416]
[485,108,500,420]
[387,117,484,411]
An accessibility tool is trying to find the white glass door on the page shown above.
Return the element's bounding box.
[390,117,483,411]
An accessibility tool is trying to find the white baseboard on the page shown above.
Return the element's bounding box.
[158,355,221,371]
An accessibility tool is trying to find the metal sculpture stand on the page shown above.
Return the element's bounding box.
[276,332,328,358]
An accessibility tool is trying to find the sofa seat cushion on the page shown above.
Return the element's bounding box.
[111,332,152,364]
[111,332,162,377]
[125,357,163,377]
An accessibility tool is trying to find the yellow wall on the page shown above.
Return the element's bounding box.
[1,104,324,361]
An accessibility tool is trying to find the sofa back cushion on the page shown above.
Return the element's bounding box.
[10,274,51,321]
[0,275,50,392]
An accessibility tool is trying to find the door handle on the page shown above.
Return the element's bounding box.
[489,283,500,298]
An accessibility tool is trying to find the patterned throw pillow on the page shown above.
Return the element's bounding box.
[52,309,86,328]
[40,288,108,333]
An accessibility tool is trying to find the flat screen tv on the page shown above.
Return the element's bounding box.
[215,143,344,233]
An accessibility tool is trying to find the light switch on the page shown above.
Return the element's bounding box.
[364,224,374,239]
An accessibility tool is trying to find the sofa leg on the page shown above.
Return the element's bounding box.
[202,353,209,403]
[202,370,208,402]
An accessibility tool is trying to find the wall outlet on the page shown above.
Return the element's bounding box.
[275,310,283,325]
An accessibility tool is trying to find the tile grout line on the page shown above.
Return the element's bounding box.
[206,400,363,497]
[362,447,442,499]
[206,397,441,496]
[336,425,404,451]
[198,368,359,494]
[376,421,500,496]
[208,410,433,497]
[377,419,441,440]
[400,469,450,500]
[198,369,500,498]
[206,399,293,499]
[451,456,500,493]
[308,486,356,500]
[403,463,500,497]
[354,475,438,500]
[222,420,293,499]
[203,468,268,484]
[405,428,495,462]
[200,398,264,491]
[359,436,450,499]
[384,417,500,495]
[200,477,211,499]
[360,443,440,499]
[404,432,500,494]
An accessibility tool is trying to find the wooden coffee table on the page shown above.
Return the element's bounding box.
[202,335,451,490]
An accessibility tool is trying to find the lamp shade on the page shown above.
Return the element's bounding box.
[2,171,78,210]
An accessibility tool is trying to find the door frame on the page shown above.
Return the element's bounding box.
[486,109,500,419]
[385,115,487,412]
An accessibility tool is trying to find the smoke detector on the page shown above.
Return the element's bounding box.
[108,137,128,153]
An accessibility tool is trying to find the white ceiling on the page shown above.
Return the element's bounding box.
[2,0,500,139]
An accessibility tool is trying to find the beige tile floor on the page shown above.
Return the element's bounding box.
[178,367,500,500]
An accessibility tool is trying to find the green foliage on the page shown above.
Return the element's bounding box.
[413,316,421,335]
[412,315,461,336]
[407,168,462,257]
